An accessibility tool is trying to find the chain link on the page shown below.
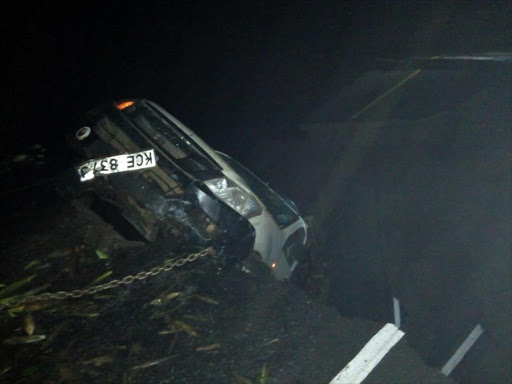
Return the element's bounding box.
[0,247,215,311]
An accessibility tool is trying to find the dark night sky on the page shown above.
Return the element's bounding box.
[3,1,511,155]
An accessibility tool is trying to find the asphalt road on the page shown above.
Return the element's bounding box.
[248,57,511,383]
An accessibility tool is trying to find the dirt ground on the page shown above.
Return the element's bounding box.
[0,183,454,384]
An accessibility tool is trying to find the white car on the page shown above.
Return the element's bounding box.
[71,99,307,279]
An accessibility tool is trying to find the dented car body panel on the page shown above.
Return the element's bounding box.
[212,151,307,279]
[70,99,306,279]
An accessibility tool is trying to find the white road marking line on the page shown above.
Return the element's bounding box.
[441,324,484,376]
[350,55,440,120]
[393,297,401,328]
[329,323,405,384]
[350,69,421,119]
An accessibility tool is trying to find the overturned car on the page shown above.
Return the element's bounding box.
[67,99,307,279]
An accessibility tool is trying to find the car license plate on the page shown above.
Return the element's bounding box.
[77,149,156,182]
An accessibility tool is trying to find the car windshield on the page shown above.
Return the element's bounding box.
[217,152,299,228]
[122,101,220,171]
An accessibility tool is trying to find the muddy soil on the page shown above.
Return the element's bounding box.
[0,186,453,384]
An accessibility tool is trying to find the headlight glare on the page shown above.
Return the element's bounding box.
[205,178,262,219]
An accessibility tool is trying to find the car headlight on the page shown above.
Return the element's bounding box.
[204,178,262,219]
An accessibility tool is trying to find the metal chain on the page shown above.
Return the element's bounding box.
[0,247,215,311]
